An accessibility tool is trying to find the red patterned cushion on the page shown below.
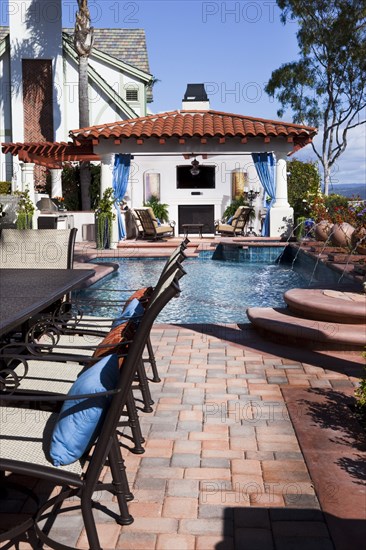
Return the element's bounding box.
[125,286,153,309]
[93,321,135,360]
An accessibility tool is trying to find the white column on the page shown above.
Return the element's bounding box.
[100,154,114,195]
[50,168,63,198]
[100,153,119,248]
[273,153,289,208]
[20,162,35,200]
[269,152,293,238]
[20,162,37,227]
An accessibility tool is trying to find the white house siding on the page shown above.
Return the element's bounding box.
[62,57,130,131]
[88,56,146,118]
[8,0,63,143]
[0,47,12,181]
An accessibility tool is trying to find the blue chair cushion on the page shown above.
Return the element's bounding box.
[50,354,119,466]
[111,297,145,328]
[227,216,234,225]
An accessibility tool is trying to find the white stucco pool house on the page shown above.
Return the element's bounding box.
[0,0,317,240]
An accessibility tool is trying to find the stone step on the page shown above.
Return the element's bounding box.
[247,306,365,350]
[284,288,366,324]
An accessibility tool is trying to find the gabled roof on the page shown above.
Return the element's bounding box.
[70,110,317,151]
[63,28,150,74]
[0,26,150,73]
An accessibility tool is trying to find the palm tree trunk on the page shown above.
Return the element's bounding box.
[78,55,90,128]
[78,55,91,210]
[74,0,93,211]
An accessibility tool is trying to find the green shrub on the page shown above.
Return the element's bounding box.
[144,195,169,222]
[355,349,366,415]
[15,188,35,229]
[223,195,249,220]
[287,159,321,220]
[323,194,349,222]
[47,165,101,211]
[0,181,11,194]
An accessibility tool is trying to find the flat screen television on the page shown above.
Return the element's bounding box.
[176,165,216,189]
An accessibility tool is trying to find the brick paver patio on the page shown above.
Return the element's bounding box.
[1,238,365,549]
[3,320,364,549]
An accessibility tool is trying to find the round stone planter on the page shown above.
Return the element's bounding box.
[351,226,366,254]
[314,220,334,242]
[330,222,355,248]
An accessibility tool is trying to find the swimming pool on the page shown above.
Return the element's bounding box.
[76,256,308,324]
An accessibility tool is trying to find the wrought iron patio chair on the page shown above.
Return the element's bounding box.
[43,238,190,385]
[215,206,253,236]
[0,267,182,550]
[0,228,77,269]
[0,258,187,454]
[134,208,174,240]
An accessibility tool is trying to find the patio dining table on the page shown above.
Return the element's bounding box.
[0,268,95,337]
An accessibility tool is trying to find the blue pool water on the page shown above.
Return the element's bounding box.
[77,256,308,324]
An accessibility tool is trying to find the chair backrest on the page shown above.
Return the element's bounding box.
[232,207,252,233]
[162,239,189,272]
[85,266,183,487]
[232,206,245,221]
[0,228,77,269]
[134,209,157,237]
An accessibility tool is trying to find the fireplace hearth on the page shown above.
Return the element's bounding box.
[178,205,215,234]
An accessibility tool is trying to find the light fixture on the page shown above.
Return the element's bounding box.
[190,158,200,176]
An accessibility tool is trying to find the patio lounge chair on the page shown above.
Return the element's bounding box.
[0,267,183,550]
[133,208,174,240]
[215,206,253,236]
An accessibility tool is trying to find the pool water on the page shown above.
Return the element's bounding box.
[76,257,308,324]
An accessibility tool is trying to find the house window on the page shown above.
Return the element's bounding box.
[126,88,138,102]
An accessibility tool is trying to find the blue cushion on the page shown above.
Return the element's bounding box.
[111,297,145,328]
[227,216,234,225]
[50,354,119,466]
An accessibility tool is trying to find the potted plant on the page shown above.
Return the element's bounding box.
[95,187,115,249]
[350,199,366,254]
[52,196,66,211]
[223,194,250,220]
[15,188,35,229]
[309,195,334,241]
[144,195,169,223]
[328,201,356,248]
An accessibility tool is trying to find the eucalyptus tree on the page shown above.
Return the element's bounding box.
[74,0,94,209]
[266,0,366,194]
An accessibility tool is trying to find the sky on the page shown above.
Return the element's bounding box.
[24,1,366,184]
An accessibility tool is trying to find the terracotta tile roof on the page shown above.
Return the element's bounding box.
[63,28,150,74]
[70,110,317,150]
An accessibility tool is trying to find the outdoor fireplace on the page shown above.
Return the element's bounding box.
[178,205,215,234]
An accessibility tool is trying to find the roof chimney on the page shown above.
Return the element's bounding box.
[182,83,210,110]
